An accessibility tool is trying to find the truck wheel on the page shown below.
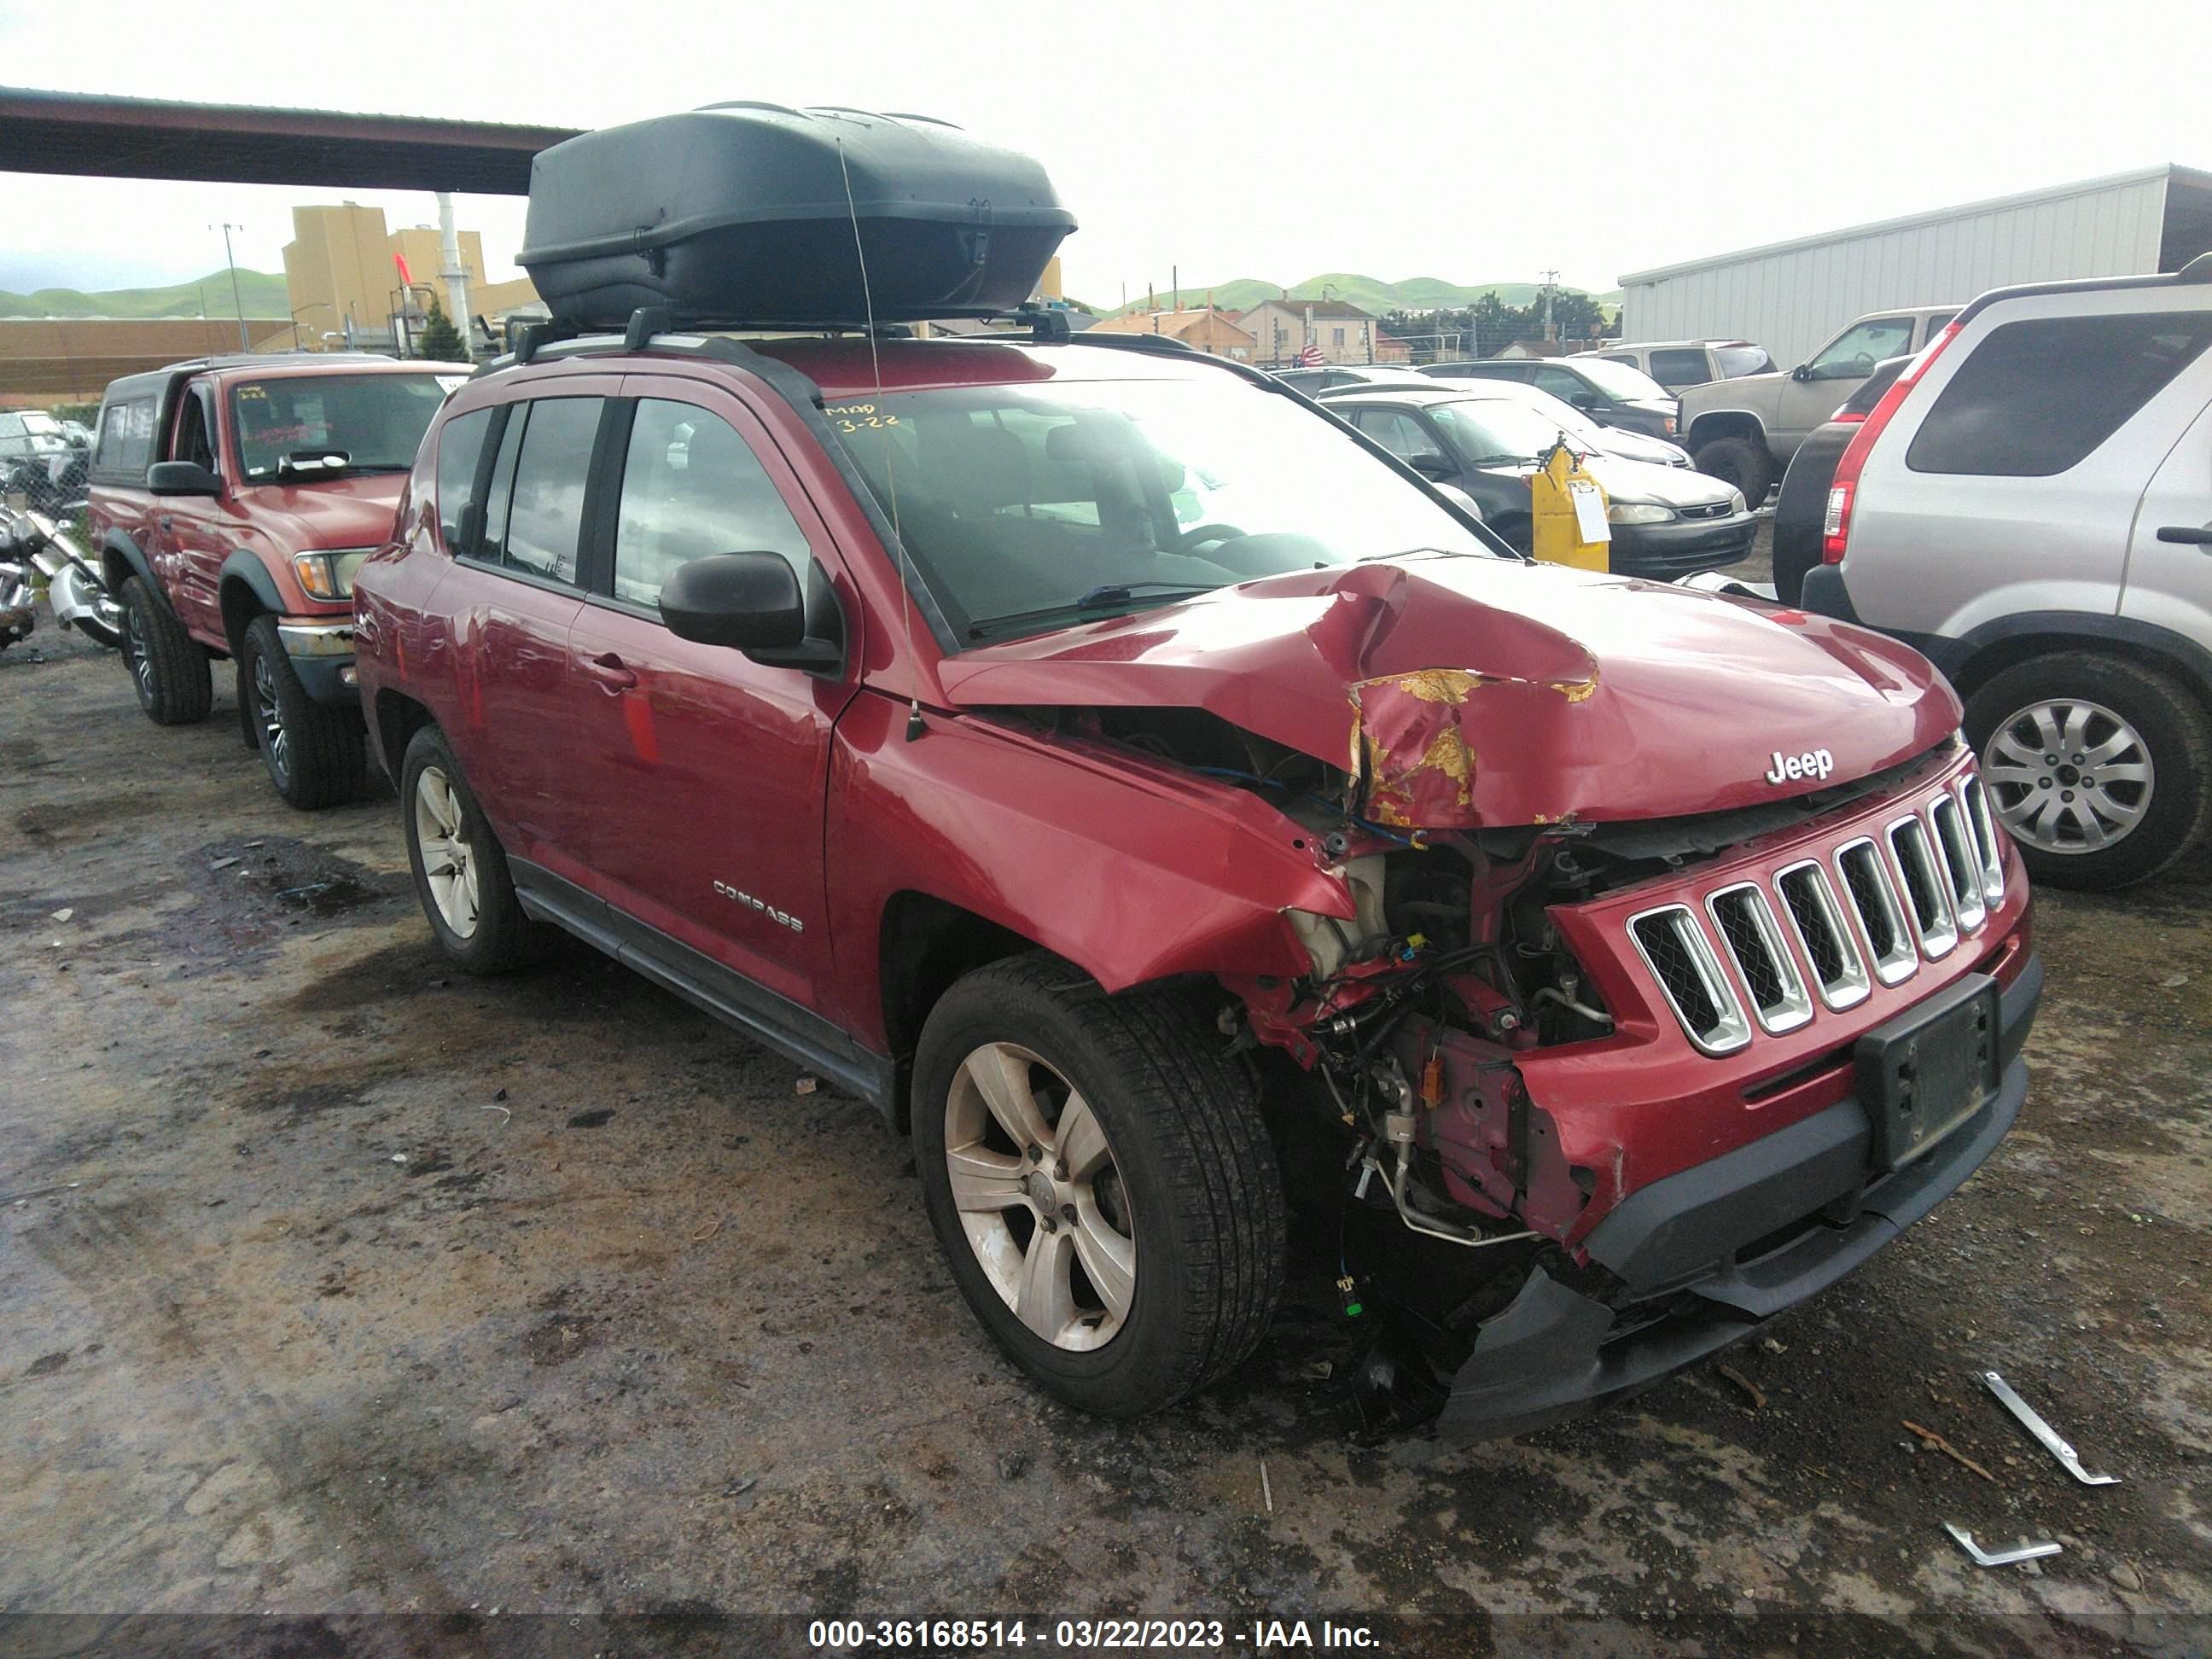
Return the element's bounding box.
[240,614,366,810]
[399,725,550,973]
[911,954,1285,1418]
[1692,434,1773,506]
[1965,653,2212,891]
[118,575,211,725]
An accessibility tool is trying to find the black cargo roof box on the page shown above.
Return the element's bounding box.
[517,102,1076,330]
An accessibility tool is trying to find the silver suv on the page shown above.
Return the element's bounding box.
[1803,258,2212,889]
[1680,306,1959,504]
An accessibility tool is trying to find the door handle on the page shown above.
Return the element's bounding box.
[580,652,637,691]
[2155,524,2212,546]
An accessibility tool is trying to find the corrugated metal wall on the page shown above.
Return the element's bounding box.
[1621,174,2172,367]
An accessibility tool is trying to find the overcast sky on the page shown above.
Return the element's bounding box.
[3,0,2207,308]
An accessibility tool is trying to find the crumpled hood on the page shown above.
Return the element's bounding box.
[233,474,405,550]
[934,557,1959,828]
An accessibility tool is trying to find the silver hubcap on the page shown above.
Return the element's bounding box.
[252,653,288,777]
[413,765,481,938]
[944,1042,1135,1351]
[1982,697,2153,854]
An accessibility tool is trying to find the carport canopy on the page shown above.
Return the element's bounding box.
[0,85,577,193]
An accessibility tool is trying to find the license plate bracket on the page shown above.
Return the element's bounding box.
[1855,972,2000,1171]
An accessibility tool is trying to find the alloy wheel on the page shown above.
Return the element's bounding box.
[124,602,153,700]
[1981,697,2153,855]
[942,1041,1136,1351]
[413,765,481,938]
[251,652,288,781]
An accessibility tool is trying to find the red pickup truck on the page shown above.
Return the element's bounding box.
[86,354,465,806]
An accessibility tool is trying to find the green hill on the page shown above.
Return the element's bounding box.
[1104,273,1598,319]
[0,269,292,320]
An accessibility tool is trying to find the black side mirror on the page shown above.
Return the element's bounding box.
[1790,364,1813,382]
[1406,451,1457,480]
[660,552,839,670]
[146,460,221,497]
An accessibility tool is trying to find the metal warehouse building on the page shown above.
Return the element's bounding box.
[1619,164,2212,368]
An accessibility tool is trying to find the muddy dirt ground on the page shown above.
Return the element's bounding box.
[3,573,2209,1656]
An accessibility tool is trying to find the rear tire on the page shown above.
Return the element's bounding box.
[240,613,367,810]
[1965,652,2212,891]
[1692,434,1773,506]
[118,575,211,725]
[399,725,550,973]
[911,954,1285,1419]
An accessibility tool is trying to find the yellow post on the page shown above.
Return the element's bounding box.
[1527,439,1610,572]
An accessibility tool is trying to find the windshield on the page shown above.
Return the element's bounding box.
[230,374,449,480]
[1568,357,1672,402]
[1427,399,1572,466]
[831,377,1495,638]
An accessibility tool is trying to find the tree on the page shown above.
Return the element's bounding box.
[414,299,469,362]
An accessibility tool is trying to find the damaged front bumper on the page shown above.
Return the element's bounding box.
[1435,953,2041,1443]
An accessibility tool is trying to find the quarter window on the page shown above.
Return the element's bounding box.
[95,398,156,475]
[435,408,494,552]
[501,398,604,584]
[612,400,813,606]
[1906,311,2212,477]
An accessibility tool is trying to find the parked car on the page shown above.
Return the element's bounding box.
[1323,387,1752,577]
[1420,355,1679,441]
[0,410,83,514]
[1769,357,1910,604]
[1272,363,1430,393]
[1803,256,2212,889]
[1587,339,1775,392]
[1679,306,1959,504]
[1326,378,1693,469]
[85,352,467,807]
[355,313,2036,1443]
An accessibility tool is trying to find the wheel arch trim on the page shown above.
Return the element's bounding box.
[1936,612,2212,706]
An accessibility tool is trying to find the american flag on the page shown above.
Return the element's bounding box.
[1296,344,1324,367]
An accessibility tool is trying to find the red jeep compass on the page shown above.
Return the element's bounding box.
[352,323,2039,1441]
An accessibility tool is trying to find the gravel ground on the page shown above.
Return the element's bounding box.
[3,576,2209,1656]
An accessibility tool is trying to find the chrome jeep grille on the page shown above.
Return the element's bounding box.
[1626,770,2007,1051]
[1629,905,1751,1055]
[1707,884,1813,1033]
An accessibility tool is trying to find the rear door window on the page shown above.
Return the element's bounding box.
[612,399,813,607]
[1905,311,2212,476]
[501,398,605,583]
[435,408,495,552]
[1647,348,1714,387]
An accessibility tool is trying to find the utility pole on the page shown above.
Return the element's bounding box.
[1540,268,1559,343]
[216,223,249,350]
[436,192,474,356]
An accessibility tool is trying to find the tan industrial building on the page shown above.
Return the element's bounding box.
[283,202,540,350]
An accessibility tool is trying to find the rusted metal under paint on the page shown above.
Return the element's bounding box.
[1350,666,1598,829]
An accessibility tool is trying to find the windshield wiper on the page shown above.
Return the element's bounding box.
[967,581,1221,640]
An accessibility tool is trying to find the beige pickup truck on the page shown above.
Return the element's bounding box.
[1679,305,1959,502]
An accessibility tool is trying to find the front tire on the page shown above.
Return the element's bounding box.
[1692,434,1773,505]
[911,955,1285,1418]
[240,614,367,810]
[118,575,211,725]
[399,725,550,972]
[1965,652,2212,891]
